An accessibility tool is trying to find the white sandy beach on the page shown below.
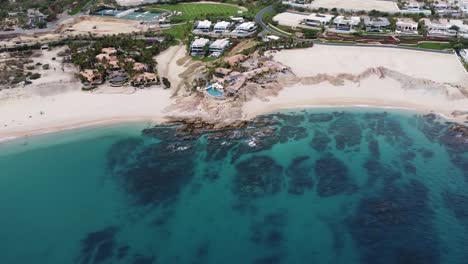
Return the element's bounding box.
[0,88,173,141]
[244,45,468,122]
[1,45,468,142]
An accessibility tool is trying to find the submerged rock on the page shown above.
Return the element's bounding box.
[315,153,356,197]
[77,226,119,264]
[278,125,308,143]
[328,114,362,150]
[347,180,440,264]
[443,191,468,229]
[233,156,284,199]
[285,156,314,195]
[309,131,331,152]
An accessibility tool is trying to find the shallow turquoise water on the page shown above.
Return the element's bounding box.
[0,109,467,264]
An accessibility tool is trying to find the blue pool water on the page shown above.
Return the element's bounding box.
[0,109,467,264]
[206,87,224,97]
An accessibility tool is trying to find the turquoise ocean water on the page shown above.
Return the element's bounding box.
[0,109,467,264]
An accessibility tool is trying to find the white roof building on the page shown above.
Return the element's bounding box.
[396,18,419,33]
[196,20,212,31]
[213,21,231,32]
[421,18,455,36]
[190,38,210,55]
[460,49,468,62]
[235,22,257,32]
[449,19,468,38]
[461,0,468,13]
[304,13,334,26]
[230,17,245,23]
[209,38,230,52]
[333,16,360,27]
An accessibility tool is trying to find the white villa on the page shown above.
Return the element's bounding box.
[213,21,231,33]
[450,20,468,38]
[421,18,455,36]
[196,20,212,32]
[458,0,468,13]
[396,18,419,34]
[209,38,230,57]
[190,38,210,56]
[333,16,360,30]
[235,22,257,33]
[304,13,334,27]
[460,49,468,63]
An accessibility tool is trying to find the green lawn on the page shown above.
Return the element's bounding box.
[163,23,192,41]
[146,3,243,22]
[401,42,453,50]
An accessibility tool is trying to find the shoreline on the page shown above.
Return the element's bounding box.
[0,104,459,143]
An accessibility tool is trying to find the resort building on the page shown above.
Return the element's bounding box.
[190,38,210,56]
[421,19,455,36]
[131,72,157,87]
[363,17,390,32]
[450,20,468,38]
[223,54,248,66]
[132,62,147,72]
[79,69,103,85]
[333,16,361,31]
[213,21,231,33]
[304,13,334,27]
[196,20,212,32]
[235,22,257,34]
[209,39,230,57]
[96,53,111,61]
[396,18,418,34]
[101,47,117,54]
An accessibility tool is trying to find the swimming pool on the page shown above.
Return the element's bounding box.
[206,87,224,97]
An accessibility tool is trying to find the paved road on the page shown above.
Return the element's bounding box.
[255,5,291,38]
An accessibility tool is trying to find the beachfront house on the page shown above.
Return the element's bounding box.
[304,13,334,27]
[101,47,117,55]
[213,21,231,33]
[209,39,230,57]
[234,22,257,34]
[196,20,212,32]
[190,38,210,56]
[79,69,103,85]
[333,16,361,31]
[131,72,157,87]
[363,17,390,32]
[421,18,455,36]
[396,18,418,34]
[224,54,248,66]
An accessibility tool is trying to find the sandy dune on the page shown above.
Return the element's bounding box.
[244,45,468,123]
[273,45,468,85]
